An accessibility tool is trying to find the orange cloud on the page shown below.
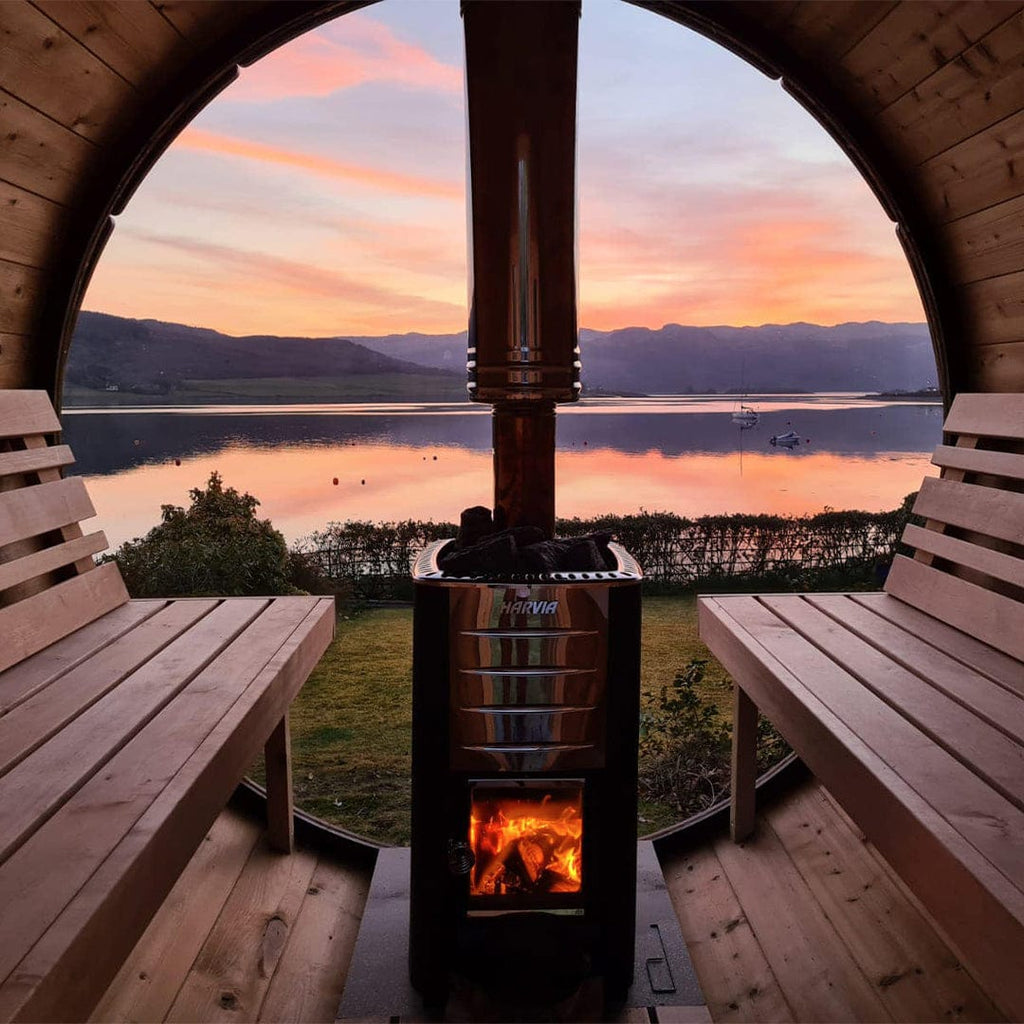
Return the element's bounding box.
[176,127,462,200]
[230,13,462,101]
[578,184,923,329]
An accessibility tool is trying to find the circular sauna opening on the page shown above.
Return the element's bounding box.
[59,0,938,846]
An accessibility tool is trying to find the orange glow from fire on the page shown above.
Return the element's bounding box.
[469,793,583,897]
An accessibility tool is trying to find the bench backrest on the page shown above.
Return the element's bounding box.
[0,390,128,673]
[885,392,1024,661]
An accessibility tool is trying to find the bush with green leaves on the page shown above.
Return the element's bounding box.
[109,471,299,597]
[639,658,791,820]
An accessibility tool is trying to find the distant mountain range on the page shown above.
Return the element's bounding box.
[65,312,936,404]
[353,321,937,394]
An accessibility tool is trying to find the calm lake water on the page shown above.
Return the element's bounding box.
[62,394,944,549]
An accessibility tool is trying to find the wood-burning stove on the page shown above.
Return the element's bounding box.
[407,2,643,1006]
[410,543,642,1005]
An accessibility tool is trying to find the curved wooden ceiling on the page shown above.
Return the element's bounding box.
[1,0,1022,403]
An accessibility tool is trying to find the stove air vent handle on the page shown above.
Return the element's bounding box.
[447,839,476,877]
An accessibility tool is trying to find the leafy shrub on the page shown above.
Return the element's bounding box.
[639,658,792,820]
[108,471,298,597]
[639,659,732,816]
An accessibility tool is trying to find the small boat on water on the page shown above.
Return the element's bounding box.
[731,404,759,427]
[770,430,801,447]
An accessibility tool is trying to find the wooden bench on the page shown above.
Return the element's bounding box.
[0,390,335,1022]
[698,392,1024,1021]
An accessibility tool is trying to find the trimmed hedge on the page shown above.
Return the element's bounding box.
[296,495,916,600]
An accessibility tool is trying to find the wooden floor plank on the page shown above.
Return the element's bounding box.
[90,807,262,1023]
[713,824,892,1022]
[0,599,165,715]
[257,853,371,1023]
[166,840,319,1023]
[661,843,793,1023]
[767,785,1004,1023]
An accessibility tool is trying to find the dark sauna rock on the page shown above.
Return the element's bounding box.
[438,531,517,576]
[563,536,607,571]
[518,539,570,573]
[439,510,616,576]
[456,505,493,549]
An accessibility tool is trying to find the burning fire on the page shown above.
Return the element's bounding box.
[469,792,583,897]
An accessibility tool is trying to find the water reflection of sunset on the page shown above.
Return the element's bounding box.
[82,440,937,550]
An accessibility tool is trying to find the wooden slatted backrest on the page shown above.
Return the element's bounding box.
[885,393,1024,661]
[0,391,128,673]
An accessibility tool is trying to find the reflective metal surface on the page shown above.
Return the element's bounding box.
[464,0,581,406]
[448,575,610,771]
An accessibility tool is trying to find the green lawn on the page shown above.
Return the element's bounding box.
[274,595,734,845]
[63,374,468,406]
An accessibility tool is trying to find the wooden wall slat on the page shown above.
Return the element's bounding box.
[0,336,35,390]
[958,270,1024,348]
[843,1,1021,114]
[151,0,269,44]
[0,2,138,142]
[0,180,63,269]
[0,92,96,206]
[0,260,43,337]
[767,0,898,60]
[945,193,1024,284]
[888,92,1024,224]
[965,340,1024,392]
[877,10,1024,166]
[32,1,188,87]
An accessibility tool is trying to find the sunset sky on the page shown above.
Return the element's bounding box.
[83,0,926,338]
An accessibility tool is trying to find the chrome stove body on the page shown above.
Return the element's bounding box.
[409,541,642,1003]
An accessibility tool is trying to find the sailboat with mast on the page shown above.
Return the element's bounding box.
[731,356,759,426]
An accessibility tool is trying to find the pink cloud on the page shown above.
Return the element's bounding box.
[230,13,461,101]
[175,127,462,200]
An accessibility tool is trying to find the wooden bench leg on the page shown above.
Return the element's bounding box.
[731,685,758,842]
[265,712,294,853]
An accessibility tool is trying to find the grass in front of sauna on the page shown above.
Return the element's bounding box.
[274,595,735,845]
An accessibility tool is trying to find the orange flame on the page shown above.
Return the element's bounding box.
[469,793,583,897]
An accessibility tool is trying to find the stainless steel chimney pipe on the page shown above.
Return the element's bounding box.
[463,0,581,535]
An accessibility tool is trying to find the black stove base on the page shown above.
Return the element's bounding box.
[336,843,706,1023]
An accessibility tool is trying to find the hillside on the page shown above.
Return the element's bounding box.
[66,312,937,404]
[65,312,464,402]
